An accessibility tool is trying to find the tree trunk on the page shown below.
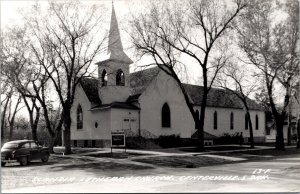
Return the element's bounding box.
[246,111,254,148]
[287,125,291,146]
[197,92,207,151]
[275,115,285,150]
[48,131,61,154]
[169,68,205,151]
[29,112,39,141]
[9,124,14,141]
[297,118,300,149]
[63,108,72,154]
[1,97,10,139]
[287,103,292,146]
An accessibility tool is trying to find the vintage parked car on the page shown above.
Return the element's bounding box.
[1,140,50,166]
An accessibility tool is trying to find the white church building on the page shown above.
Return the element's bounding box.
[70,3,266,148]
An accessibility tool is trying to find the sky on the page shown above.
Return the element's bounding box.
[0,0,202,85]
[0,0,292,119]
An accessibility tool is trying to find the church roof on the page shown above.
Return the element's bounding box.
[129,66,160,96]
[90,101,139,110]
[128,67,263,110]
[79,67,263,111]
[79,78,101,104]
[191,130,218,140]
[183,84,264,110]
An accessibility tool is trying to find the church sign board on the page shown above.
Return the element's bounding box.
[111,132,125,147]
[111,131,126,152]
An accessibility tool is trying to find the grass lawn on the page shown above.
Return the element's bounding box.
[179,145,250,152]
[85,152,150,159]
[53,147,103,155]
[132,155,230,168]
[214,147,300,160]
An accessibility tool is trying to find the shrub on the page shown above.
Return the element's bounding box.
[292,134,298,141]
[214,133,243,145]
[126,136,160,149]
[158,134,182,148]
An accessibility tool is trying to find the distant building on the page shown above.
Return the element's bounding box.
[70,3,266,147]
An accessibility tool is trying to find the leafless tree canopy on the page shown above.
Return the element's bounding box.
[236,0,299,150]
[1,1,108,153]
[130,0,246,150]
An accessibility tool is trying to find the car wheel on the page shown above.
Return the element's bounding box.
[20,156,28,166]
[1,162,6,167]
[41,154,49,162]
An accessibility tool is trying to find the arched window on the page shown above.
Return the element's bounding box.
[101,69,108,86]
[245,113,248,130]
[195,110,199,128]
[116,69,125,86]
[162,103,171,128]
[77,105,83,129]
[255,114,259,130]
[213,111,217,130]
[230,112,234,130]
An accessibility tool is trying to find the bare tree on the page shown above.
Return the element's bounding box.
[130,0,246,150]
[236,0,299,150]
[7,94,23,141]
[1,25,65,152]
[216,62,257,148]
[1,26,42,141]
[0,83,13,140]
[25,1,107,154]
[292,82,300,148]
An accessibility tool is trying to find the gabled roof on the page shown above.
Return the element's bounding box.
[79,78,101,105]
[183,84,264,110]
[79,67,263,111]
[191,131,218,140]
[90,102,139,111]
[129,66,160,96]
[127,67,263,110]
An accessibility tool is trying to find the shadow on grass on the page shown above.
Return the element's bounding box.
[133,155,231,168]
[217,147,300,157]
[84,152,150,159]
[3,161,57,168]
[180,145,251,152]
[49,161,154,172]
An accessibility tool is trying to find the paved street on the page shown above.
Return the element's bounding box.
[1,148,300,193]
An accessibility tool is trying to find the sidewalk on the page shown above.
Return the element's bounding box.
[53,145,291,163]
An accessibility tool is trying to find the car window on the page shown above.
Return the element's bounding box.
[31,142,38,148]
[24,143,30,148]
[2,143,19,149]
[19,144,25,148]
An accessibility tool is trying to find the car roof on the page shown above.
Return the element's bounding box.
[5,140,35,144]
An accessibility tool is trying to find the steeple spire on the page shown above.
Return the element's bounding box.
[104,1,132,64]
[108,0,123,54]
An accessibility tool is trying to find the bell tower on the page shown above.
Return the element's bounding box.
[97,1,133,104]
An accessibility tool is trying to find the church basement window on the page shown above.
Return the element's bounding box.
[245,113,249,130]
[195,110,199,128]
[162,103,171,128]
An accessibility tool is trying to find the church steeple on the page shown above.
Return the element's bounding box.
[108,1,123,54]
[96,0,132,104]
[106,1,132,64]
